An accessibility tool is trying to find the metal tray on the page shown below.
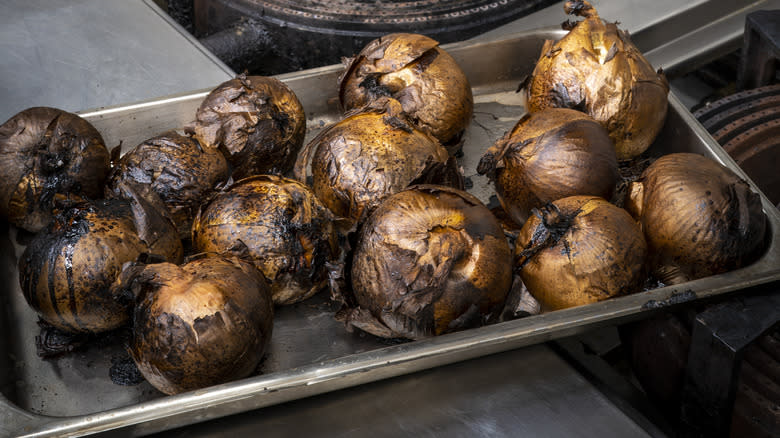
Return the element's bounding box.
[2,28,779,437]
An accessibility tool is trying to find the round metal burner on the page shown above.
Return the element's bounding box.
[193,0,557,74]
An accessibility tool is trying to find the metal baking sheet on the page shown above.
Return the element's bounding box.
[2,28,779,437]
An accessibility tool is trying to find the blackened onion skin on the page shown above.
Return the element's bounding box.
[192,75,306,179]
[192,175,340,305]
[106,131,229,238]
[0,107,110,232]
[626,153,766,283]
[348,185,513,340]
[127,256,273,395]
[19,197,183,334]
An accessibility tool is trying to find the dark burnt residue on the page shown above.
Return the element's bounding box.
[641,289,697,310]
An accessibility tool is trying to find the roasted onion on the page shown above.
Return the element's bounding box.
[18,192,183,334]
[294,98,463,223]
[0,107,110,232]
[477,108,618,225]
[345,185,513,340]
[191,75,306,179]
[515,196,647,310]
[123,255,273,395]
[106,131,230,238]
[525,0,669,160]
[339,33,473,152]
[625,153,766,284]
[192,175,341,305]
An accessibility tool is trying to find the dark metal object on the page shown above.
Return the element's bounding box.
[199,18,279,74]
[694,84,780,208]
[192,0,558,74]
[679,286,780,438]
[730,326,780,437]
[738,10,779,90]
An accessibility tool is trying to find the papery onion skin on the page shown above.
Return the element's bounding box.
[106,131,230,239]
[339,33,473,152]
[625,153,766,283]
[0,107,110,232]
[478,108,618,225]
[192,75,306,179]
[294,99,463,224]
[516,196,647,310]
[127,255,273,395]
[192,175,340,305]
[349,185,513,340]
[18,196,183,334]
[526,1,669,160]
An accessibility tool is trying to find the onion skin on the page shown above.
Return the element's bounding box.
[526,1,669,160]
[339,33,473,152]
[126,256,273,395]
[18,195,183,334]
[0,107,110,232]
[192,175,340,305]
[478,108,618,225]
[294,99,463,223]
[349,185,513,340]
[192,75,306,179]
[626,153,766,283]
[106,131,229,238]
[516,196,647,310]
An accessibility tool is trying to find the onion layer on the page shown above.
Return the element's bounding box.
[626,153,766,283]
[478,108,618,225]
[347,185,513,340]
[515,196,647,310]
[0,107,110,232]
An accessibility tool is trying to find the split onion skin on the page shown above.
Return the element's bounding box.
[526,0,669,160]
[192,75,306,179]
[294,99,462,224]
[516,196,647,311]
[349,185,513,340]
[339,33,473,152]
[478,108,618,225]
[192,175,340,305]
[127,255,274,395]
[626,153,766,284]
[18,196,183,334]
[0,107,110,232]
[106,131,230,239]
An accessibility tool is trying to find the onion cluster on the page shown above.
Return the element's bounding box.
[525,0,669,159]
[339,33,473,152]
[0,107,110,232]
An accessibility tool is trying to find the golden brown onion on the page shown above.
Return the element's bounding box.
[478,108,618,225]
[106,131,230,239]
[339,33,473,152]
[625,153,766,284]
[294,98,463,223]
[346,185,513,340]
[191,75,305,179]
[516,196,647,310]
[125,255,273,395]
[18,193,183,334]
[526,1,669,160]
[0,107,110,232]
[192,175,341,305]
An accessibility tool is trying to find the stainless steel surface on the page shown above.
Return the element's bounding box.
[150,345,657,438]
[2,29,780,437]
[0,0,233,124]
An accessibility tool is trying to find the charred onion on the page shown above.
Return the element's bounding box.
[478,108,618,225]
[0,107,110,232]
[625,153,766,284]
[525,1,669,160]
